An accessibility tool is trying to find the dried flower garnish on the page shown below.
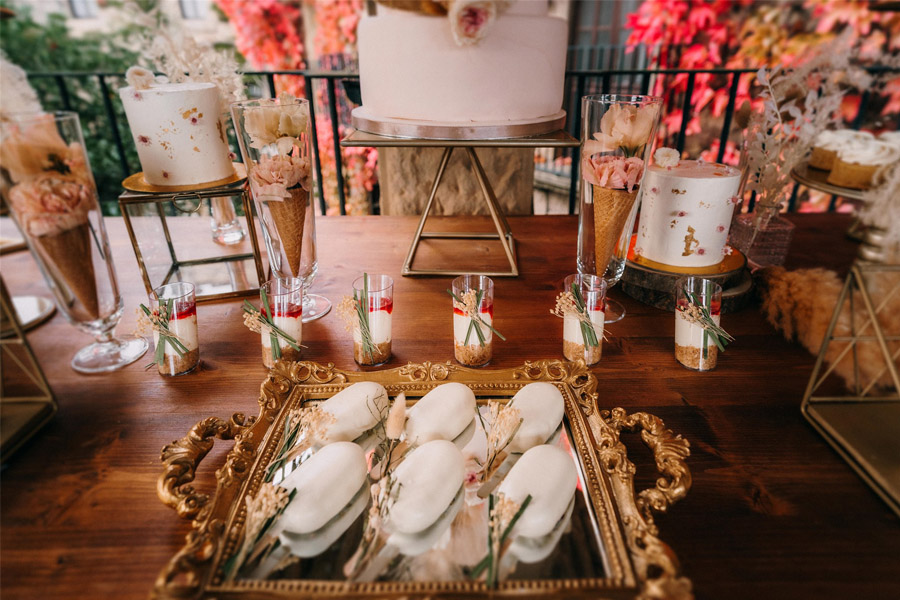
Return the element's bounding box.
[223,483,295,581]
[242,286,303,364]
[370,393,409,481]
[265,406,335,483]
[344,476,396,581]
[475,401,522,498]
[137,301,188,369]
[447,288,506,348]
[337,273,378,362]
[678,285,734,357]
[469,492,532,588]
[550,284,605,348]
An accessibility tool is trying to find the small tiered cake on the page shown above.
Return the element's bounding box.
[636,151,742,269]
[356,0,567,126]
[120,75,234,186]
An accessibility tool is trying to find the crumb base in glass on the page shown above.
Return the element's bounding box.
[454,343,492,367]
[353,341,392,366]
[675,343,718,371]
[159,348,200,376]
[262,346,303,369]
[71,334,149,374]
[563,340,601,365]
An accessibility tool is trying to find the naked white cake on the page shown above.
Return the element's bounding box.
[119,80,234,186]
[356,0,567,127]
[636,153,742,269]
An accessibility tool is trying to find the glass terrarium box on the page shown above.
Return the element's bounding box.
[118,166,266,302]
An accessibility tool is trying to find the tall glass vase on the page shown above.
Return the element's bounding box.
[1,112,148,373]
[231,96,331,322]
[577,94,661,323]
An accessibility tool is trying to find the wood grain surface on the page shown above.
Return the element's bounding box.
[1,213,898,600]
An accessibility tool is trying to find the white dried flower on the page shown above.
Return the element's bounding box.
[385,393,407,441]
[654,147,680,168]
[125,66,155,90]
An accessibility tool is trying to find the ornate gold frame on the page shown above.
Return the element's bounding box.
[153,360,692,599]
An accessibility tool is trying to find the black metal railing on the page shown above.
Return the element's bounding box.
[27,66,899,217]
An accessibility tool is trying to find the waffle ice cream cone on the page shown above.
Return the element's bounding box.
[592,185,638,274]
[36,223,99,319]
[267,186,307,277]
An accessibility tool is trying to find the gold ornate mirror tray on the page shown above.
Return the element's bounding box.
[153,360,693,599]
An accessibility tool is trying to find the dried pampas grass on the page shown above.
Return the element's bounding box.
[758,266,900,393]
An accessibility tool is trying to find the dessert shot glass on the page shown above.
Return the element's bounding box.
[260,277,303,369]
[352,273,393,367]
[452,275,495,367]
[562,274,607,366]
[674,276,722,371]
[150,282,199,376]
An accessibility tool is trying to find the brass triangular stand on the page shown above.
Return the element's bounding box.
[1,277,57,463]
[402,147,519,277]
[800,263,900,516]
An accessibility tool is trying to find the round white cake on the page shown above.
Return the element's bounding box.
[356,2,567,124]
[636,160,741,269]
[119,82,234,186]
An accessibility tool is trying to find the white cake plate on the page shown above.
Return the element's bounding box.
[350,107,567,141]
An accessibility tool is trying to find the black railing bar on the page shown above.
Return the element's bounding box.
[265,73,276,98]
[828,194,839,212]
[787,182,800,212]
[851,90,870,130]
[304,75,328,216]
[747,189,757,212]
[640,70,651,95]
[717,71,742,163]
[601,72,611,95]
[569,73,586,216]
[326,78,347,215]
[96,74,130,179]
[54,75,72,111]
[675,72,696,154]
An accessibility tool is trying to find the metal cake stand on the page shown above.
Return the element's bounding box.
[343,113,578,277]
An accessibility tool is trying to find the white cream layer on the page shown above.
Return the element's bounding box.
[154,315,198,353]
[353,310,392,344]
[453,312,492,346]
[563,309,604,345]
[814,129,874,150]
[675,310,719,348]
[836,140,900,166]
[261,315,302,348]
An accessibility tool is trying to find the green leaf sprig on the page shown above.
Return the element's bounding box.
[470,493,533,588]
[681,286,734,357]
[242,286,303,363]
[140,300,188,370]
[569,282,601,348]
[355,273,377,362]
[447,288,506,348]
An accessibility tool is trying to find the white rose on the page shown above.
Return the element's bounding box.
[243,105,281,150]
[654,147,680,168]
[125,66,155,90]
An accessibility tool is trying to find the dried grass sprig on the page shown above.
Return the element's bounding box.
[136,301,188,369]
[448,288,506,347]
[469,492,532,587]
[223,483,295,581]
[550,285,606,348]
[242,287,304,364]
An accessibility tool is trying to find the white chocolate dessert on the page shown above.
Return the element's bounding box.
[353,309,392,345]
[316,382,390,444]
[260,314,302,350]
[153,313,199,353]
[497,444,577,549]
[119,81,234,186]
[356,2,567,124]
[636,158,741,269]
[563,306,604,364]
[405,382,477,446]
[276,442,370,557]
[387,440,465,536]
[507,383,565,454]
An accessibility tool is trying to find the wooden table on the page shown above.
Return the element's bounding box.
[1,214,897,600]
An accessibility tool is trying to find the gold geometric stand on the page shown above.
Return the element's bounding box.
[0,277,57,463]
[403,146,518,277]
[341,128,579,278]
[801,263,900,516]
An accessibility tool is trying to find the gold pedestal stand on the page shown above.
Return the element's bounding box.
[342,128,578,277]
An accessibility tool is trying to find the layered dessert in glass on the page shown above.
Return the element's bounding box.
[562,274,606,366]
[452,275,494,367]
[675,276,722,371]
[352,274,393,366]
[261,278,303,368]
[151,282,199,376]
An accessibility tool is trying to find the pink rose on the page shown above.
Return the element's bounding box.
[249,154,311,201]
[582,155,644,192]
[8,173,96,236]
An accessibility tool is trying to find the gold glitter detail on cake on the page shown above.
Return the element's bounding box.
[670,219,677,229]
[193,146,200,152]
[699,201,711,209]
[182,107,198,119]
[217,120,226,143]
[683,226,699,256]
[672,189,687,195]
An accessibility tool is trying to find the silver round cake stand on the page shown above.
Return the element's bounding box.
[350,107,567,141]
